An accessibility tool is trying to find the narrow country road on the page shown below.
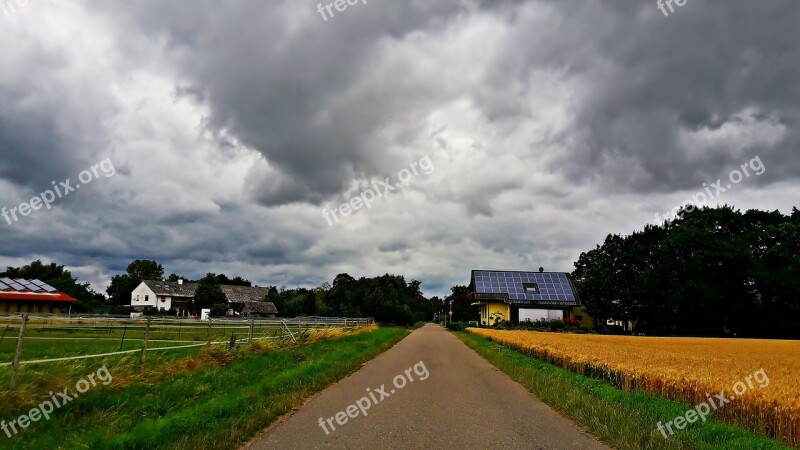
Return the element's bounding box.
[243,324,609,450]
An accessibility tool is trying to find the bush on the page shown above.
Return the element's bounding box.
[549,319,566,331]
[446,322,467,331]
[210,303,229,317]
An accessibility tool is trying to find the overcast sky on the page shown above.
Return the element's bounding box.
[1,0,798,297]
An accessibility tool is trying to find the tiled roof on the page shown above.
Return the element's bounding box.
[141,281,271,304]
[220,285,271,304]
[241,301,279,315]
[142,280,198,297]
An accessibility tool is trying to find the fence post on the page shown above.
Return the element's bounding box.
[0,324,9,345]
[141,317,151,367]
[229,334,236,350]
[248,317,254,343]
[206,318,212,345]
[10,314,28,389]
[118,325,128,351]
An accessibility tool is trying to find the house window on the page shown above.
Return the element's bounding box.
[145,295,149,302]
[522,283,540,294]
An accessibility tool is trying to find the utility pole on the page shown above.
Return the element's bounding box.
[449,299,453,324]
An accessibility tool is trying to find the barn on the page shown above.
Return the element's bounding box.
[0,278,77,314]
[468,269,591,327]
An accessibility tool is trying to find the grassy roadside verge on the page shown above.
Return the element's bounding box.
[0,327,408,450]
[456,331,790,450]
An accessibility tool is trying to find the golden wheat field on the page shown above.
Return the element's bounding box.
[469,328,800,446]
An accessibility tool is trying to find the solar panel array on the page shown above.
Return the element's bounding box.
[473,271,577,303]
[0,278,58,293]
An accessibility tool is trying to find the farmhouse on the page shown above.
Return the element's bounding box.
[130,280,278,317]
[0,278,77,314]
[468,269,591,327]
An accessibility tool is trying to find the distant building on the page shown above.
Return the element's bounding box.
[129,279,278,317]
[0,278,77,314]
[467,269,592,327]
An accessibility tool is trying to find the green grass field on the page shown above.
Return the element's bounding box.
[0,326,407,449]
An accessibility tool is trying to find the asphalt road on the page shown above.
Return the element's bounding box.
[243,324,609,450]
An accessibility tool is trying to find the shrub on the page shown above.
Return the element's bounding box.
[446,322,467,331]
[549,319,566,331]
[210,303,229,317]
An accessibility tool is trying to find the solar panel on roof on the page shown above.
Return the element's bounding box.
[39,283,57,293]
[31,279,47,287]
[0,281,10,290]
[473,270,578,304]
[7,281,25,290]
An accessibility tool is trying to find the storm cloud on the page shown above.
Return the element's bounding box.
[0,0,797,296]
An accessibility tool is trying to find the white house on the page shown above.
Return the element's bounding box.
[130,279,277,317]
[131,279,196,315]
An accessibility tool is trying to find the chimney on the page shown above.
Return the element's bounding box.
[178,279,184,285]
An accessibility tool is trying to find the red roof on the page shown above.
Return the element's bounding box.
[0,292,77,302]
[0,278,77,303]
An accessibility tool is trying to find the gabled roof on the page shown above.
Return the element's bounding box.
[241,301,279,315]
[142,280,198,297]
[0,278,77,303]
[220,285,271,304]
[469,269,580,308]
[140,281,271,304]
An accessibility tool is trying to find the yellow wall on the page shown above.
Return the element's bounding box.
[479,302,509,326]
[569,306,594,328]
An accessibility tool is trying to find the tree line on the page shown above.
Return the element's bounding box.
[573,206,800,338]
[1,259,443,324]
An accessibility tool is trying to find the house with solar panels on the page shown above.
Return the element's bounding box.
[468,269,590,327]
[0,278,77,314]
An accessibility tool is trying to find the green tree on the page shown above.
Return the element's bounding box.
[106,259,165,305]
[210,303,229,317]
[193,274,227,311]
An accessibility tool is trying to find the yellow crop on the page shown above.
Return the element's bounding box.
[469,328,800,446]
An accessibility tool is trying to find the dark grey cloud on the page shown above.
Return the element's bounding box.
[0,0,798,298]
